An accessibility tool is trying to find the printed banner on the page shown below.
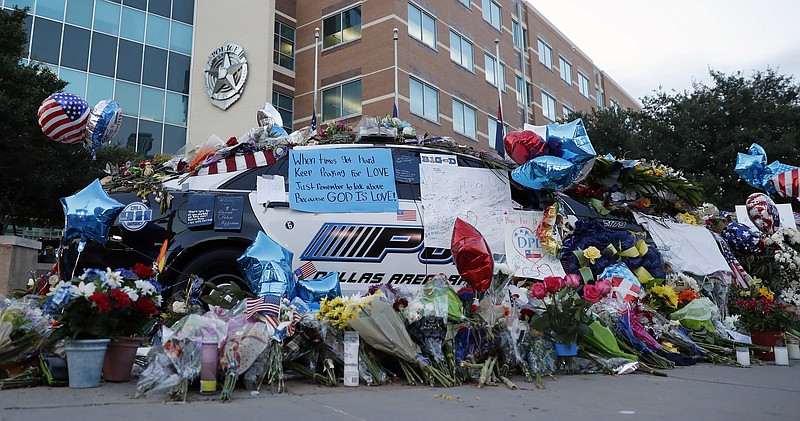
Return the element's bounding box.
[289,148,398,213]
[504,210,566,279]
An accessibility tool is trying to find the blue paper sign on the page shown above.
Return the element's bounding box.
[214,195,244,230]
[187,194,214,227]
[393,153,420,184]
[289,148,398,213]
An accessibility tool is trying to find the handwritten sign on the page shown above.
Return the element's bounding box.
[214,195,244,230]
[289,148,398,213]
[257,175,286,204]
[187,194,214,227]
[393,153,420,184]
[504,210,566,279]
[419,165,511,252]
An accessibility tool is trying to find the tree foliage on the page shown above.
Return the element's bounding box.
[573,69,800,210]
[0,8,142,232]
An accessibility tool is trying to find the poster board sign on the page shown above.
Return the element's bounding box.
[735,204,798,230]
[504,210,566,279]
[214,195,244,230]
[257,175,286,204]
[289,148,398,213]
[187,194,214,227]
[420,165,511,252]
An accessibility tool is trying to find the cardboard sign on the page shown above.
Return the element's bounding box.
[504,210,566,279]
[187,194,214,227]
[289,148,398,213]
[214,195,244,230]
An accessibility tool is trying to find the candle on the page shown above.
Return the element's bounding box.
[736,347,750,366]
[788,343,800,359]
[774,346,790,366]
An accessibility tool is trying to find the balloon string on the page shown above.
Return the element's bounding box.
[71,248,82,281]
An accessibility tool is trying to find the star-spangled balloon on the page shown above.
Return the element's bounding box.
[722,222,764,255]
[37,93,91,144]
[60,179,125,245]
[237,231,296,299]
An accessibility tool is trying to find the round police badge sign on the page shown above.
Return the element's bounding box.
[204,41,248,110]
[118,202,152,232]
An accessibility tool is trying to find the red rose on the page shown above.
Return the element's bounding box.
[564,274,581,289]
[133,297,158,317]
[596,280,612,296]
[133,263,156,279]
[110,288,131,309]
[583,284,601,304]
[89,292,111,313]
[530,282,547,299]
[544,276,564,293]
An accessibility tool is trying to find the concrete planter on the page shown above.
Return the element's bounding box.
[0,236,42,295]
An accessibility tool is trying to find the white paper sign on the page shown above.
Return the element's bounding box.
[504,210,566,279]
[420,153,458,166]
[257,175,286,204]
[420,165,512,252]
[735,204,798,230]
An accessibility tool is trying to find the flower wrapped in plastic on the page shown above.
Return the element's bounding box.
[0,296,51,367]
[219,311,271,401]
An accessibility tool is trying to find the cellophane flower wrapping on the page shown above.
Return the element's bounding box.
[348,295,422,364]
[403,275,461,364]
[0,295,50,365]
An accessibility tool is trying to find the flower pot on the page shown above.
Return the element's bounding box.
[555,342,578,356]
[102,336,142,382]
[65,338,110,388]
[750,331,782,361]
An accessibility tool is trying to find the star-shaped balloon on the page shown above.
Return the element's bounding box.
[237,231,295,298]
[296,272,341,305]
[451,217,494,293]
[61,179,125,245]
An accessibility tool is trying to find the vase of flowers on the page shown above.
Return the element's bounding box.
[731,296,797,361]
[46,265,162,386]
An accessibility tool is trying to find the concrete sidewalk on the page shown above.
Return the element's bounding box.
[1,362,799,421]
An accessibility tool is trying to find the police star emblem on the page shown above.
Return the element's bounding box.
[204,41,249,110]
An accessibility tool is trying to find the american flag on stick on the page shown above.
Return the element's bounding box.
[294,261,317,280]
[245,295,281,317]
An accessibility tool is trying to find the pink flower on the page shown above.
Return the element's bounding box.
[583,284,601,303]
[596,280,612,296]
[530,282,547,299]
[564,274,581,289]
[544,276,564,294]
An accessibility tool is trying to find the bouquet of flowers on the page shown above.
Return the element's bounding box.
[529,275,611,346]
[47,265,163,342]
[730,296,797,333]
[0,296,50,367]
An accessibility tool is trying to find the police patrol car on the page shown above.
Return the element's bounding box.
[60,142,546,294]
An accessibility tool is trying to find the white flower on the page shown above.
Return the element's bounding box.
[122,286,139,301]
[723,315,739,330]
[76,281,96,298]
[27,278,35,288]
[172,301,188,313]
[402,126,415,136]
[154,295,163,306]
[494,263,515,276]
[104,267,123,289]
[48,275,60,286]
[134,280,156,296]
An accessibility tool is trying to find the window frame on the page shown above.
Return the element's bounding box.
[541,90,557,122]
[322,79,363,121]
[609,98,619,110]
[409,77,440,123]
[562,105,573,119]
[449,30,474,71]
[558,56,572,85]
[514,75,526,104]
[272,91,294,132]
[408,2,437,49]
[451,98,477,140]
[481,0,502,31]
[484,52,505,91]
[274,21,295,70]
[596,89,605,109]
[578,72,590,98]
[537,38,552,69]
[321,5,362,50]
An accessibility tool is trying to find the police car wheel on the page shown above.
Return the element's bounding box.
[180,247,249,293]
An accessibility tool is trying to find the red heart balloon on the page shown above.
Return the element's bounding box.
[451,218,494,292]
[503,130,548,165]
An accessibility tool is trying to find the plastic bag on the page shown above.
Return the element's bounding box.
[0,295,51,365]
[404,274,463,323]
[187,134,226,171]
[669,297,719,331]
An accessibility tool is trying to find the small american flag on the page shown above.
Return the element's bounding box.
[716,234,751,288]
[397,209,417,222]
[37,93,90,144]
[245,295,281,317]
[294,261,317,280]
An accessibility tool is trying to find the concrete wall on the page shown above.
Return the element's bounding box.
[0,236,41,296]
[187,0,277,149]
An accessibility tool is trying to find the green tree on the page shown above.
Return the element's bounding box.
[0,8,143,233]
[575,69,800,210]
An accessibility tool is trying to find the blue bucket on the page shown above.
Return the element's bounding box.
[65,339,110,388]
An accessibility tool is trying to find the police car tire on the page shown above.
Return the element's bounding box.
[180,247,249,292]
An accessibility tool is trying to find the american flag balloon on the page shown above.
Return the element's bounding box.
[770,169,800,198]
[37,93,90,144]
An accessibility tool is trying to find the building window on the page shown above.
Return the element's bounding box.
[481,0,501,31]
[452,98,477,139]
[512,20,527,50]
[449,30,473,71]
[578,72,590,98]
[559,56,572,85]
[484,53,505,89]
[458,0,470,7]
[409,78,439,122]
[609,98,619,110]
[322,80,362,121]
[274,21,295,70]
[408,3,436,49]
[562,105,573,119]
[541,91,557,121]
[487,116,509,150]
[537,38,552,69]
[515,76,527,104]
[322,6,362,49]
[596,89,605,109]
[272,91,294,132]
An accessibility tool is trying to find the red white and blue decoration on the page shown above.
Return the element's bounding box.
[37,93,91,144]
[746,192,781,235]
[721,222,764,255]
[735,143,798,195]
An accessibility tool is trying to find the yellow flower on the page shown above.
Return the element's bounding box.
[654,169,665,177]
[758,286,774,301]
[583,246,601,264]
[661,341,679,353]
[677,213,698,225]
[650,284,678,308]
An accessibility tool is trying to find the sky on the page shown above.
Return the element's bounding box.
[530,0,800,102]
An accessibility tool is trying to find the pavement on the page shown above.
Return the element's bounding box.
[1,362,799,421]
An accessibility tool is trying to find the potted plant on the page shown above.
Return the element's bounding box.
[529,275,612,356]
[731,296,798,361]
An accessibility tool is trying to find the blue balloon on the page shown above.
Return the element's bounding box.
[296,272,341,304]
[512,155,575,190]
[270,124,289,138]
[546,118,596,185]
[60,179,125,245]
[722,222,764,255]
[86,99,122,149]
[734,143,797,193]
[237,231,295,298]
